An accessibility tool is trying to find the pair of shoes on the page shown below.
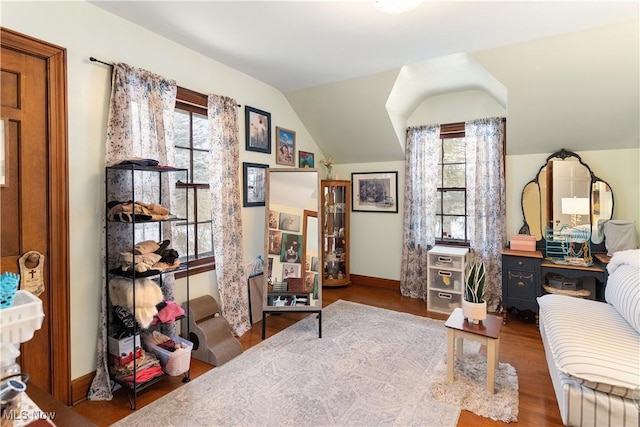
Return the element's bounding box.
[134,240,160,255]
[107,200,170,222]
[110,212,153,223]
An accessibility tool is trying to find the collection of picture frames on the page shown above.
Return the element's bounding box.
[243,106,399,215]
[267,209,314,284]
[244,105,316,207]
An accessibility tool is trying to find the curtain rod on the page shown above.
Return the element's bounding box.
[89,56,241,107]
[89,56,113,67]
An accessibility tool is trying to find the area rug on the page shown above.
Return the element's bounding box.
[112,300,508,427]
[430,352,519,423]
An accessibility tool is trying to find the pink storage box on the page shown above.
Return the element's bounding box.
[510,234,536,251]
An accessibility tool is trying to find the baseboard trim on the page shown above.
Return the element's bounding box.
[71,372,94,405]
[350,274,400,292]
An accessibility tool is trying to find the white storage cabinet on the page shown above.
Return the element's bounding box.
[427,246,468,314]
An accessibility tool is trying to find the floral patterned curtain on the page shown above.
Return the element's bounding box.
[400,125,441,299]
[465,117,506,312]
[207,95,251,336]
[88,63,177,400]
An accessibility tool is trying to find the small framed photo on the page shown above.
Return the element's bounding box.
[304,271,317,292]
[245,106,271,153]
[275,126,295,166]
[268,230,282,255]
[352,171,398,213]
[268,210,279,229]
[310,256,320,272]
[282,263,301,280]
[243,162,268,207]
[298,151,314,168]
[280,233,302,263]
[279,212,301,232]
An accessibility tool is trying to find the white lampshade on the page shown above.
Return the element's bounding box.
[561,197,590,215]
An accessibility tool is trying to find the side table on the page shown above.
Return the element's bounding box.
[444,308,503,393]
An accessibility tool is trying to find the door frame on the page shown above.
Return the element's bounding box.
[1,27,71,404]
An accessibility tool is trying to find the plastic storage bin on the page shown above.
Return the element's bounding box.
[427,246,468,314]
[428,269,464,292]
[427,252,464,270]
[428,289,462,313]
[0,290,45,344]
[145,336,193,376]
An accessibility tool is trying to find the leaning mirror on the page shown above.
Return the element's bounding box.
[520,149,614,246]
[262,168,322,337]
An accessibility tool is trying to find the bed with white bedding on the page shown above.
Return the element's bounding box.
[538,249,640,427]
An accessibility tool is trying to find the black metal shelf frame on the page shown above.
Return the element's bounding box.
[105,164,191,410]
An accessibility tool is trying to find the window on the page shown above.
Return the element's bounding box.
[436,123,468,245]
[172,87,215,276]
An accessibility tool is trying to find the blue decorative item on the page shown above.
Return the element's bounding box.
[545,226,592,266]
[0,272,21,308]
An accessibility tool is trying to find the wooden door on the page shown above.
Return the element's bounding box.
[1,28,71,404]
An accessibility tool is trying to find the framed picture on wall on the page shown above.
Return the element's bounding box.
[304,271,317,292]
[280,233,302,263]
[278,212,301,232]
[299,151,314,168]
[282,262,301,280]
[243,162,268,207]
[352,171,398,213]
[268,210,279,229]
[275,126,295,166]
[268,230,283,255]
[245,106,271,153]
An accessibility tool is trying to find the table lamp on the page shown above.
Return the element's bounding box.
[561,197,589,227]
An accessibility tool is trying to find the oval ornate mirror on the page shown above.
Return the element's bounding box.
[519,149,614,245]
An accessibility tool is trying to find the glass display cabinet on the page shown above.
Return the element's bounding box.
[321,180,351,287]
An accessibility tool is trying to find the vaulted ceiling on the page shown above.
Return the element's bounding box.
[90,1,639,161]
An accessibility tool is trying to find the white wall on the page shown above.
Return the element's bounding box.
[331,162,405,281]
[1,1,323,380]
[407,90,506,127]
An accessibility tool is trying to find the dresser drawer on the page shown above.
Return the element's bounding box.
[506,269,537,300]
[427,252,465,270]
[428,268,464,292]
[503,256,538,271]
[427,289,462,314]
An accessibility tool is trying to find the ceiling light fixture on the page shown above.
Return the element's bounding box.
[374,0,422,15]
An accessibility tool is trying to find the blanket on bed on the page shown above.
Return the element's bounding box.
[606,248,640,275]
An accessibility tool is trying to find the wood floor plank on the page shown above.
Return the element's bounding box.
[72,284,564,426]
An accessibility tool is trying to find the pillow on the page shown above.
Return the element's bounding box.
[604,220,638,256]
[605,263,640,334]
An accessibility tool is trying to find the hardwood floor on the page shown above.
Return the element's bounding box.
[72,284,564,426]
